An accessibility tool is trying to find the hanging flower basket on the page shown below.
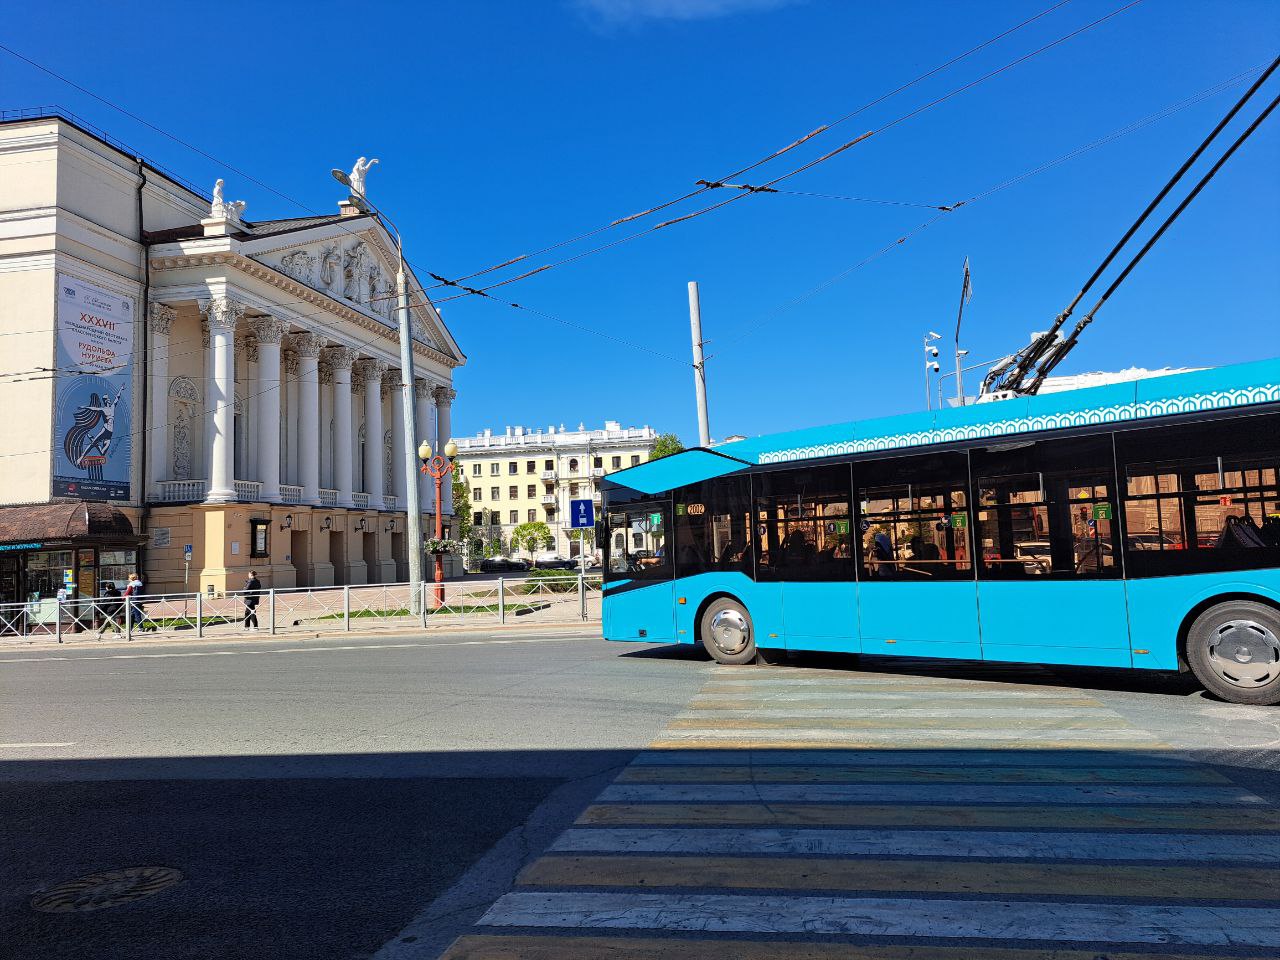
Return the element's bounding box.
[423,537,460,555]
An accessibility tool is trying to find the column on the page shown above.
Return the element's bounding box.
[414,380,436,518]
[284,349,300,485]
[355,359,389,510]
[199,296,244,502]
[250,316,287,502]
[323,346,357,507]
[147,302,175,495]
[385,370,406,507]
[435,385,456,517]
[240,336,259,483]
[318,361,333,489]
[294,333,324,504]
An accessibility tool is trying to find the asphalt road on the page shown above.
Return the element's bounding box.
[0,628,711,960]
[4,630,1279,959]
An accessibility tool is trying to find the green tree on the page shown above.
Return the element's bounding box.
[650,433,685,459]
[510,520,554,564]
[452,473,473,543]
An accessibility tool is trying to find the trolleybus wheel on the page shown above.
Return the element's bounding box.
[1186,600,1280,706]
[700,597,756,665]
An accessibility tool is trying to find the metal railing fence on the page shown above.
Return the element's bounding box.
[0,574,603,643]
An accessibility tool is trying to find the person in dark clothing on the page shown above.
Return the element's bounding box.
[96,581,123,638]
[243,571,262,631]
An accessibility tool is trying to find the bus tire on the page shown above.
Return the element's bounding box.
[700,597,756,665]
[1185,600,1280,706]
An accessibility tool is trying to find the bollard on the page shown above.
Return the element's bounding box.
[268,589,276,635]
[343,584,351,631]
[195,591,203,638]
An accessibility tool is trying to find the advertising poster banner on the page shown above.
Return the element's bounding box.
[51,276,134,501]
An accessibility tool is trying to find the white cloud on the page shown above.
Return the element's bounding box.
[574,0,801,26]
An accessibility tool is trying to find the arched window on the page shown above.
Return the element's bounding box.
[569,458,579,473]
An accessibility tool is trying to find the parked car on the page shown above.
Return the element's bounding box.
[478,556,530,573]
[533,554,577,570]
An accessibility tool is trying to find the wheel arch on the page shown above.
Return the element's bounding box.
[1176,591,1280,671]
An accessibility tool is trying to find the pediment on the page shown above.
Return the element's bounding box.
[239,220,461,362]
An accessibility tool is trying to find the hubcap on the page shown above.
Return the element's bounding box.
[709,608,750,656]
[1207,619,1280,688]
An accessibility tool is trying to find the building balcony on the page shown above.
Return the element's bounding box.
[384,494,398,512]
[319,489,338,507]
[352,492,371,509]
[592,491,602,502]
[233,480,262,501]
[540,470,557,481]
[591,467,605,478]
[280,484,304,504]
[540,494,557,505]
[155,479,208,502]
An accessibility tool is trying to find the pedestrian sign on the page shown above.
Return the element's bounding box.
[570,499,595,529]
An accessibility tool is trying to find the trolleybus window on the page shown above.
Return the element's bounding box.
[753,465,853,581]
[1119,413,1280,577]
[673,476,752,578]
[972,436,1120,580]
[605,503,671,580]
[855,452,972,580]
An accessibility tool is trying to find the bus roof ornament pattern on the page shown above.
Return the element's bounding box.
[715,359,1280,467]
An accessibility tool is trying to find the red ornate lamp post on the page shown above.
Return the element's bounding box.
[418,439,457,608]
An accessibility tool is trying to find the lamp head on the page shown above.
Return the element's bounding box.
[331,168,352,188]
[443,440,458,459]
[927,331,942,340]
[418,441,432,461]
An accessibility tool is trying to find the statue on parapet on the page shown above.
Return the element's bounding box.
[349,157,379,198]
[210,178,246,221]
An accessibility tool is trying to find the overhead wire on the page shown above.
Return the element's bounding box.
[715,61,1270,354]
[431,0,1143,305]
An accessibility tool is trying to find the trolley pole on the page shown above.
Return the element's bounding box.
[688,281,711,447]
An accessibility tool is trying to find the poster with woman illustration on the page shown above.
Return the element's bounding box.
[51,276,134,501]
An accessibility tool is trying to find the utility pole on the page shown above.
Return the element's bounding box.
[687,281,711,447]
[954,258,973,406]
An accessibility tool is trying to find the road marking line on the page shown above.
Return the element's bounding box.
[552,826,1277,861]
[575,802,1280,830]
[648,738,1174,750]
[0,635,583,663]
[596,782,1265,805]
[629,748,1189,767]
[615,764,1229,785]
[517,855,1280,899]
[477,891,1280,945]
[0,741,77,748]
[668,716,1138,730]
[439,934,1230,960]
[651,726,1159,740]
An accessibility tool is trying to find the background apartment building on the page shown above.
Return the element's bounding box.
[452,421,658,558]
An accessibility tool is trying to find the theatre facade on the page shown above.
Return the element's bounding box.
[0,112,464,603]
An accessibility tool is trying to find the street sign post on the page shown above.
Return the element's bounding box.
[570,499,595,573]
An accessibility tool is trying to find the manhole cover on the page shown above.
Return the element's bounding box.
[31,866,184,913]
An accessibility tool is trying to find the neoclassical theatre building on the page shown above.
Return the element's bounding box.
[0,112,464,604]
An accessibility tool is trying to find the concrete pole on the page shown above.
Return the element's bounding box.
[687,281,711,448]
[396,267,425,613]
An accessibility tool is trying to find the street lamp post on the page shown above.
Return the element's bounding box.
[419,440,457,608]
[331,168,426,612]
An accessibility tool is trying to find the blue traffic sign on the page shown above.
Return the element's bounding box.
[569,499,595,529]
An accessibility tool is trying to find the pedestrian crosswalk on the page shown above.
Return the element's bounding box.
[440,663,1280,958]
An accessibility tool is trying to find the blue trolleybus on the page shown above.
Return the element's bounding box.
[600,358,1280,705]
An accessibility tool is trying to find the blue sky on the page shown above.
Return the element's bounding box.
[3,0,1277,443]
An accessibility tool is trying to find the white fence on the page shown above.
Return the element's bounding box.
[0,575,603,643]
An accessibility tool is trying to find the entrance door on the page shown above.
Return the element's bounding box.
[972,435,1130,668]
[854,451,980,659]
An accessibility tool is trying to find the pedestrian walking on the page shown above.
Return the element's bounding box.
[122,573,154,634]
[96,581,123,638]
[242,570,262,631]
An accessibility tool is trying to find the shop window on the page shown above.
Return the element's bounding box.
[856,452,972,580]
[972,436,1119,580]
[1119,413,1280,578]
[25,550,74,601]
[754,465,853,582]
[674,475,752,577]
[98,549,137,591]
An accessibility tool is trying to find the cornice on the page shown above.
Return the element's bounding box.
[149,249,460,368]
